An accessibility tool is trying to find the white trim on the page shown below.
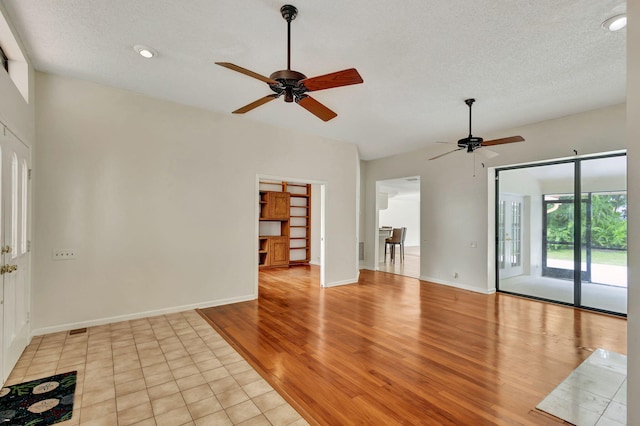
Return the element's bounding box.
[420,275,496,295]
[30,295,256,336]
[359,264,377,271]
[323,273,359,288]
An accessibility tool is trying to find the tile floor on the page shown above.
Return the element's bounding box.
[537,348,627,426]
[377,245,420,278]
[500,275,627,314]
[3,310,308,426]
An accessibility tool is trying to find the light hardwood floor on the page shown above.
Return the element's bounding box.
[199,266,627,425]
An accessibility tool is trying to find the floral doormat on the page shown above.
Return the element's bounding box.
[0,371,76,425]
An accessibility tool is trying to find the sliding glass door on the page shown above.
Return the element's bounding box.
[580,156,627,313]
[497,162,575,305]
[496,153,627,315]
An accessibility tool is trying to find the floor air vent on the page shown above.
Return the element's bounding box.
[69,328,87,335]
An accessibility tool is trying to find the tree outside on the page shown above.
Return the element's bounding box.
[546,192,627,266]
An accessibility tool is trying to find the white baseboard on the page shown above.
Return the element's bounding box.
[310,260,321,266]
[358,264,377,271]
[419,276,496,295]
[324,272,359,288]
[30,294,256,336]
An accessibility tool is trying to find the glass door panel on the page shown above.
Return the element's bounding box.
[580,156,627,314]
[543,194,576,280]
[498,162,575,305]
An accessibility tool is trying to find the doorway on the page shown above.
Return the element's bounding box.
[496,153,627,315]
[375,177,420,278]
[255,176,326,291]
[1,125,31,383]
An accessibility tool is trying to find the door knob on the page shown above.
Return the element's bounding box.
[0,265,17,274]
[0,245,11,254]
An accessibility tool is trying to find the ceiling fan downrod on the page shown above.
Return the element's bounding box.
[280,5,298,71]
[460,98,483,151]
[465,98,475,138]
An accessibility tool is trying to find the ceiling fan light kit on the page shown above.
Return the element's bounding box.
[216,4,363,121]
[428,98,525,161]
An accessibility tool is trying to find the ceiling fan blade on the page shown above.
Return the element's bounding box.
[482,135,525,146]
[296,96,338,121]
[428,148,464,160]
[232,94,279,114]
[476,147,499,159]
[299,68,363,92]
[215,62,278,85]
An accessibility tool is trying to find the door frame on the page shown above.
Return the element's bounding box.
[374,177,421,274]
[0,123,32,384]
[254,174,327,293]
[492,151,627,315]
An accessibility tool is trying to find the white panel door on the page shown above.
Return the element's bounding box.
[0,127,30,384]
[498,194,524,279]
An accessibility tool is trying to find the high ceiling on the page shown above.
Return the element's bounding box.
[1,0,627,160]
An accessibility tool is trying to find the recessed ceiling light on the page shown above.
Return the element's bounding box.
[602,14,627,31]
[133,45,157,58]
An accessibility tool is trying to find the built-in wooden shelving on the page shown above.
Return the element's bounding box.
[258,180,311,267]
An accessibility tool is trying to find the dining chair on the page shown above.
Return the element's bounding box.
[385,227,406,262]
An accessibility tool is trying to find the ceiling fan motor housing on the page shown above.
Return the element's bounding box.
[269,70,307,102]
[458,136,484,150]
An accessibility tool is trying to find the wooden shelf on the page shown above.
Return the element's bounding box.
[258,191,290,268]
[259,181,311,266]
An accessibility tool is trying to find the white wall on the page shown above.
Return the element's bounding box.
[627,1,639,422]
[379,194,420,247]
[362,104,626,294]
[33,72,360,333]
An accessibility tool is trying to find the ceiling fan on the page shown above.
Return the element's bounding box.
[216,4,363,122]
[429,98,525,160]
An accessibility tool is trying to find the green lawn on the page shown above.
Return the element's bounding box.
[547,248,627,267]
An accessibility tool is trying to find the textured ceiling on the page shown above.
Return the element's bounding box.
[0,0,627,160]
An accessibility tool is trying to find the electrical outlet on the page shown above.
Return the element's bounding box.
[53,249,77,260]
